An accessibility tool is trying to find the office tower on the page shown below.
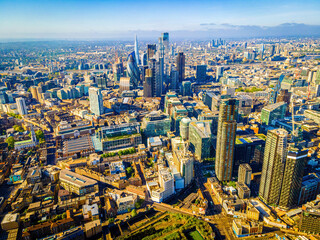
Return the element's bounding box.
[216,66,224,81]
[16,97,27,115]
[215,98,238,182]
[0,86,8,104]
[141,111,170,137]
[95,75,107,89]
[182,81,192,96]
[298,173,320,205]
[159,56,164,94]
[189,121,213,160]
[260,44,264,58]
[134,35,140,66]
[180,118,192,141]
[127,52,140,89]
[261,102,286,126]
[113,62,124,82]
[119,77,131,93]
[316,85,320,97]
[160,32,169,53]
[29,86,39,101]
[270,45,275,56]
[196,65,207,83]
[89,87,104,116]
[176,52,185,83]
[278,147,307,209]
[299,210,320,235]
[169,66,179,92]
[259,129,288,205]
[141,52,148,66]
[148,59,162,97]
[238,164,252,186]
[143,69,153,98]
[147,44,157,61]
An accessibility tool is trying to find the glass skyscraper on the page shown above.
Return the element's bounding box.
[127,51,140,89]
[89,87,104,116]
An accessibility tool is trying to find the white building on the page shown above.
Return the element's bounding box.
[16,97,27,115]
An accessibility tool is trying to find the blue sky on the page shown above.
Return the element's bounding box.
[0,0,320,39]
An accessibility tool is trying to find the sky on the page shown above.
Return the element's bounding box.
[0,0,320,40]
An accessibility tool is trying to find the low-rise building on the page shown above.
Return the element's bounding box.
[59,169,98,196]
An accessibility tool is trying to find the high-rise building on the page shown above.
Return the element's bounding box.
[216,66,224,81]
[143,69,153,98]
[169,67,179,92]
[127,52,140,89]
[215,98,238,181]
[141,110,171,138]
[134,35,140,66]
[141,52,148,66]
[148,59,162,97]
[119,77,131,93]
[261,102,286,126]
[16,97,27,115]
[189,121,213,160]
[299,210,320,235]
[196,65,207,83]
[29,86,39,101]
[113,62,124,83]
[278,146,307,209]
[176,52,185,83]
[182,81,192,96]
[89,87,104,116]
[147,44,157,61]
[259,129,288,205]
[160,32,169,53]
[238,164,252,187]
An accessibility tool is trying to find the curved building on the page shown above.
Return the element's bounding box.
[127,51,140,89]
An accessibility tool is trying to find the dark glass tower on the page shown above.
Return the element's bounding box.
[176,52,185,83]
[127,51,140,89]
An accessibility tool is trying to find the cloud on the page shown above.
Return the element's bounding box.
[200,23,216,26]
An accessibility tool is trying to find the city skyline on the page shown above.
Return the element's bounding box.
[1,0,320,40]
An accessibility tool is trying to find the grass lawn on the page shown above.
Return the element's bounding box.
[189,230,204,240]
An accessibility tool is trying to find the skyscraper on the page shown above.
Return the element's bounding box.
[147,44,157,61]
[134,35,140,66]
[160,32,169,53]
[196,65,207,83]
[89,87,104,116]
[279,146,307,209]
[143,69,153,98]
[16,97,27,115]
[215,98,238,181]
[148,59,162,97]
[127,52,140,89]
[176,52,185,83]
[141,52,148,66]
[259,129,288,205]
[238,163,252,187]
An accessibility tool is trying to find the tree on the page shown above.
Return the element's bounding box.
[35,130,44,140]
[131,209,137,218]
[126,167,133,176]
[13,125,24,132]
[5,136,15,150]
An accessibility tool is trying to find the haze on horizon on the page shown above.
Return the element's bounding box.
[1,0,320,40]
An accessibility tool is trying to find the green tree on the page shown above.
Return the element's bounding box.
[126,167,133,176]
[131,209,137,218]
[5,136,15,150]
[13,125,24,132]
